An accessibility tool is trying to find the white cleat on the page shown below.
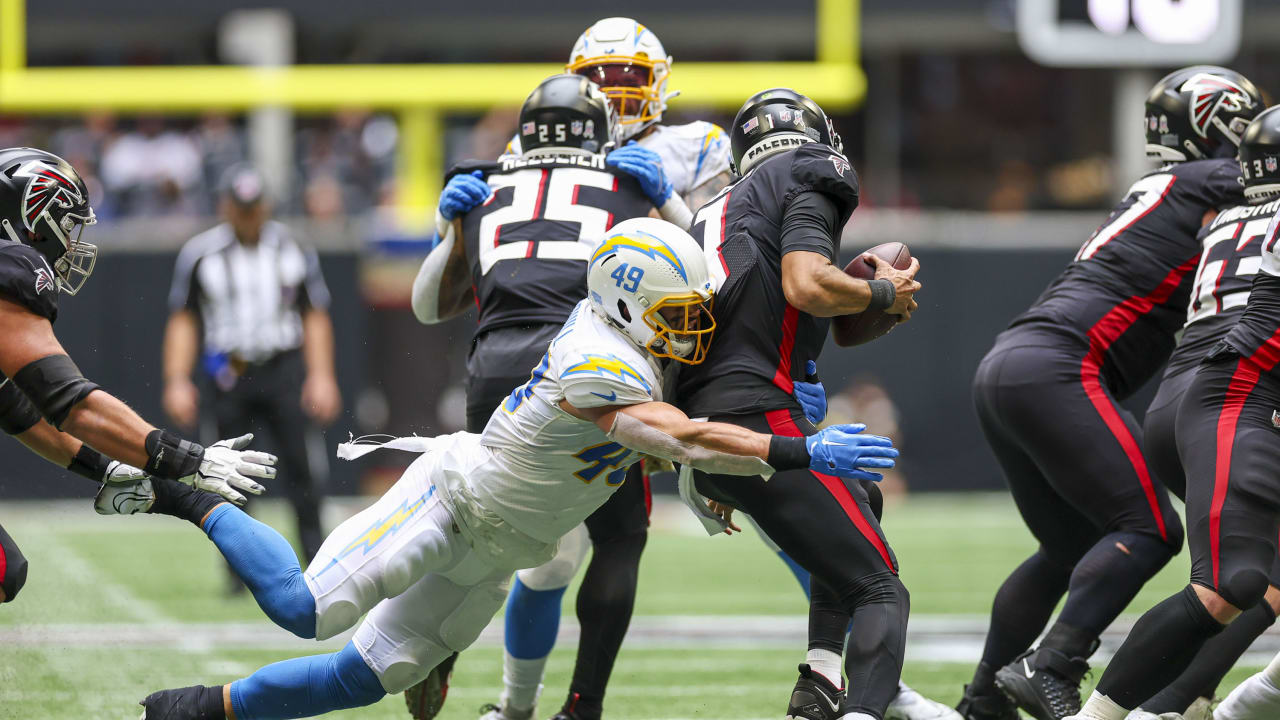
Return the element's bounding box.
[885,682,963,720]
[1125,710,1186,720]
[1182,696,1213,720]
[477,703,534,720]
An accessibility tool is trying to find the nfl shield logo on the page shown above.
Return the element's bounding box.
[583,120,595,138]
[1267,157,1278,173]
[1159,115,1169,134]
[521,122,536,135]
[1273,410,1280,429]
[1149,116,1158,131]
[779,109,792,123]
[571,121,584,136]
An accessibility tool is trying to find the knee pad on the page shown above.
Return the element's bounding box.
[1220,567,1270,610]
[517,524,589,591]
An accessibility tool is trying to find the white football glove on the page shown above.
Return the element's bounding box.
[180,433,276,506]
[93,461,155,515]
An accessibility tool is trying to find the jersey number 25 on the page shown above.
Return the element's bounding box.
[478,168,618,274]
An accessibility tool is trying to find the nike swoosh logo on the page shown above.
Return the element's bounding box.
[591,391,618,402]
[1023,659,1036,679]
[821,438,845,446]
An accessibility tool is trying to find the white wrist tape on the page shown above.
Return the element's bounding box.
[411,211,456,325]
[607,413,774,478]
[658,195,695,231]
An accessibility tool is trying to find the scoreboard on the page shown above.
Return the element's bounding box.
[1017,0,1243,66]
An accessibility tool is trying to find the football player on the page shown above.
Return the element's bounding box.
[677,88,922,720]
[1066,105,1280,720]
[1127,106,1280,720]
[0,147,276,605]
[137,220,901,720]
[957,66,1263,720]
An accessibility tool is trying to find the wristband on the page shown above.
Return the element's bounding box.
[766,435,810,472]
[67,443,112,482]
[144,429,204,480]
[867,278,896,312]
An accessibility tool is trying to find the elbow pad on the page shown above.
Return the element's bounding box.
[0,377,41,435]
[607,413,774,478]
[11,354,100,430]
[411,213,457,325]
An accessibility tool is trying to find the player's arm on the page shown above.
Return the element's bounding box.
[778,190,920,319]
[683,171,731,211]
[606,144,694,230]
[412,172,489,324]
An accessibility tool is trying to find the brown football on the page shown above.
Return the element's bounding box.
[831,242,912,347]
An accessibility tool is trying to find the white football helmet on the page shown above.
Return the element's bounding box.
[566,18,675,141]
[587,218,715,365]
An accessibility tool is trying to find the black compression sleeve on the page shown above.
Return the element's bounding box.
[144,429,204,480]
[767,435,810,471]
[0,378,41,435]
[67,443,111,482]
[11,354,100,429]
[780,190,841,258]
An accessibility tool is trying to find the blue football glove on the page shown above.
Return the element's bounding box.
[605,142,674,207]
[792,360,827,425]
[439,170,491,221]
[806,423,898,482]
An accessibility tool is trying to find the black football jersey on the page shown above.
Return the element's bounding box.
[1220,207,1280,375]
[1165,198,1280,377]
[1009,158,1243,399]
[676,143,859,418]
[0,243,59,323]
[453,155,653,337]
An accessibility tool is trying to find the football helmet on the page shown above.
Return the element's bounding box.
[587,217,715,365]
[1239,106,1280,203]
[730,88,844,175]
[566,17,674,141]
[0,147,97,295]
[519,75,617,157]
[1145,66,1263,162]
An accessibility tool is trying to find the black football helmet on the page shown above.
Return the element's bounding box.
[1145,66,1264,162]
[730,88,843,175]
[519,75,616,156]
[1239,107,1280,203]
[0,147,97,295]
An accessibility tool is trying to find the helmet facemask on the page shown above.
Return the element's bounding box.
[642,292,715,365]
[568,55,669,139]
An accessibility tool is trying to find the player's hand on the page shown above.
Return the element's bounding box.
[706,500,742,535]
[163,377,200,430]
[438,170,491,221]
[302,372,342,426]
[94,465,155,515]
[792,360,827,425]
[181,433,276,506]
[806,423,898,482]
[869,254,921,322]
[606,143,674,207]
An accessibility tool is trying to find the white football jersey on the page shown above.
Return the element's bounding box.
[503,120,730,200]
[466,300,663,543]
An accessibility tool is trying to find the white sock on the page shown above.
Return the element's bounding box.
[805,648,843,689]
[838,713,876,720]
[500,651,546,713]
[1217,657,1280,720]
[1077,691,1131,720]
[1263,649,1280,685]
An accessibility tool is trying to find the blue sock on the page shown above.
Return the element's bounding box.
[505,576,568,659]
[230,641,385,720]
[203,504,316,638]
[778,550,812,599]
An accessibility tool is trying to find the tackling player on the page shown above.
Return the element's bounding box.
[0,147,276,605]
[137,220,901,720]
[1065,106,1280,720]
[958,66,1263,720]
[677,88,922,720]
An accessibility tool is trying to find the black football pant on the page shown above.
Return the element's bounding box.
[212,349,325,562]
[694,407,908,718]
[468,323,650,718]
[0,521,27,603]
[970,327,1183,675]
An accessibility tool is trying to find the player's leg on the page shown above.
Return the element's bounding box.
[1143,366,1196,503]
[0,522,28,604]
[1216,649,1280,720]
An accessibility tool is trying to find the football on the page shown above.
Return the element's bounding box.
[831,242,913,347]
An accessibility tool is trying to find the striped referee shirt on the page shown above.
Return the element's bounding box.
[168,221,331,363]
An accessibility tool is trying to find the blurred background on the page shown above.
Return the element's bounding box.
[2,0,1278,501]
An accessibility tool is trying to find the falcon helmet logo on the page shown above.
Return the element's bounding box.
[829,154,851,177]
[14,160,85,237]
[1181,73,1255,139]
[33,266,55,295]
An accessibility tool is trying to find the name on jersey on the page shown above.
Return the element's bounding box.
[745,135,812,162]
[1210,197,1280,230]
[501,154,607,171]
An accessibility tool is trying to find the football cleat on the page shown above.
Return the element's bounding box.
[477,702,534,720]
[405,652,460,720]
[887,682,964,720]
[956,683,1020,720]
[95,475,155,515]
[785,664,845,720]
[138,684,223,719]
[1181,696,1213,720]
[1123,712,1185,720]
[995,648,1089,720]
[550,692,599,720]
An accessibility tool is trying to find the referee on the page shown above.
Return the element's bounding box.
[161,165,340,566]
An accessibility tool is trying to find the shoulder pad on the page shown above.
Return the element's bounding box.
[444,160,499,183]
[0,245,59,322]
[555,346,656,409]
[790,143,860,214]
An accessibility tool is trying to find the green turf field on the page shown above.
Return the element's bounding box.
[0,493,1266,719]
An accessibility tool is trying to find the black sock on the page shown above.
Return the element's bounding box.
[809,578,851,655]
[1039,622,1099,659]
[1057,531,1174,636]
[1144,598,1277,713]
[565,530,646,716]
[147,477,225,528]
[974,550,1071,691]
[1097,585,1226,710]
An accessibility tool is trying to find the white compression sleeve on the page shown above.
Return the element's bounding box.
[658,195,695,231]
[606,412,775,478]
[410,212,456,325]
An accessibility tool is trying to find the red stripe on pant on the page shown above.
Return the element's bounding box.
[771,306,800,394]
[765,409,896,573]
[0,538,6,589]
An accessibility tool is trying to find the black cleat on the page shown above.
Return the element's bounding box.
[995,648,1089,720]
[405,652,461,720]
[955,683,1020,720]
[785,664,845,720]
[551,692,600,720]
[138,684,225,719]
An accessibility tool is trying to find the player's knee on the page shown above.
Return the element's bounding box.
[440,581,509,651]
[1161,516,1186,555]
[1219,567,1270,611]
[0,540,28,604]
[836,570,909,614]
[518,526,591,591]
